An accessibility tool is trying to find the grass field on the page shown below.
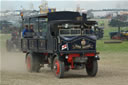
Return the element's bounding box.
[92,19,128,52]
[97,40,128,53]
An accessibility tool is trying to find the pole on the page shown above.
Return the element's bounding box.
[20,12,24,38]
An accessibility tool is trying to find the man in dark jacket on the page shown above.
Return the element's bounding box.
[22,25,29,37]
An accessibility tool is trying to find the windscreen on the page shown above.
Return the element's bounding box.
[60,29,81,36]
[57,23,81,36]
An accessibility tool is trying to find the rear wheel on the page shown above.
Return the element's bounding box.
[86,58,98,77]
[26,53,40,72]
[53,57,65,78]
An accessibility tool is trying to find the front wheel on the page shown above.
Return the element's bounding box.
[53,57,65,78]
[86,59,98,77]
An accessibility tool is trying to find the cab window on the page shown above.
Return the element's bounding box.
[38,18,48,36]
[29,18,38,32]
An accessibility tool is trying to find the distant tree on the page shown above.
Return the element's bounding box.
[109,15,128,27]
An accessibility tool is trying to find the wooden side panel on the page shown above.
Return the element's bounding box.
[21,39,28,51]
[21,38,47,52]
[38,39,46,50]
[29,39,38,51]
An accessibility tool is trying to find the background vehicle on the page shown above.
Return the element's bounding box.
[109,31,128,40]
[21,11,100,78]
[6,31,21,51]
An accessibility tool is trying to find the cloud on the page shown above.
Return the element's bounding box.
[1,0,127,1]
[1,0,128,11]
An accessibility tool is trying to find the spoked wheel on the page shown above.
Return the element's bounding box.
[53,57,64,78]
[86,58,98,77]
[26,53,40,72]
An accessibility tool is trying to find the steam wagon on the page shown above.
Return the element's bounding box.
[21,11,100,78]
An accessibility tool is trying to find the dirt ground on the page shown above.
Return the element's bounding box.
[0,44,128,85]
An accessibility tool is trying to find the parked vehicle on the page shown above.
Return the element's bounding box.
[109,31,128,40]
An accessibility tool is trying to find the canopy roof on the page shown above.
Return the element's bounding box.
[24,11,87,22]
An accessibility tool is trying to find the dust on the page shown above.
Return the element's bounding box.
[0,42,26,73]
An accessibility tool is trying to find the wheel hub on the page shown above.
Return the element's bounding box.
[27,56,31,70]
[54,60,60,75]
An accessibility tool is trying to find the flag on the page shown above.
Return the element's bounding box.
[62,44,68,50]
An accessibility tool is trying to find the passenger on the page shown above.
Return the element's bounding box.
[22,25,29,37]
[22,25,35,38]
[29,25,34,32]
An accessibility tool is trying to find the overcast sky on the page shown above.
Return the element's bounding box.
[0,0,128,11]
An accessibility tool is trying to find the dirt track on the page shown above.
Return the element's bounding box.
[1,45,128,85]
